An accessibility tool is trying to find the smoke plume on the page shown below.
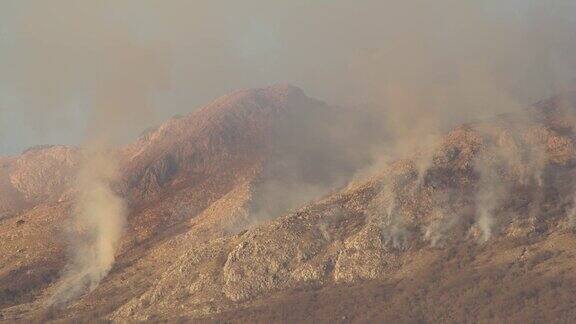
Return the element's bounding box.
[48,144,126,306]
[17,2,170,306]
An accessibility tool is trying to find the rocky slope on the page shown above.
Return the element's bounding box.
[105,97,576,322]
[2,87,576,322]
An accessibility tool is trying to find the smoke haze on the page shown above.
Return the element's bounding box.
[0,1,575,316]
[1,0,576,154]
[1,0,576,301]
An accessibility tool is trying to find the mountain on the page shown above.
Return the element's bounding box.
[2,86,576,322]
[0,84,376,320]
[111,93,576,322]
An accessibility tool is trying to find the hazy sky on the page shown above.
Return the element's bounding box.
[1,0,575,154]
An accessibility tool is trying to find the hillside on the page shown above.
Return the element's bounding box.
[2,87,576,322]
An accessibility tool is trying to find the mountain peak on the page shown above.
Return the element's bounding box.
[203,83,307,114]
[261,83,306,97]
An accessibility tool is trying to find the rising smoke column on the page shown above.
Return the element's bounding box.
[48,144,126,306]
[25,4,169,306]
[472,121,549,242]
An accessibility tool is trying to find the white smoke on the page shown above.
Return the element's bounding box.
[472,120,550,242]
[423,189,460,247]
[368,177,410,250]
[477,205,496,242]
[48,144,126,306]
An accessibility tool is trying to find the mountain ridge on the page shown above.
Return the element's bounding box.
[3,86,576,322]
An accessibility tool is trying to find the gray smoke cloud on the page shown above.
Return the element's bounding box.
[2,1,576,154]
